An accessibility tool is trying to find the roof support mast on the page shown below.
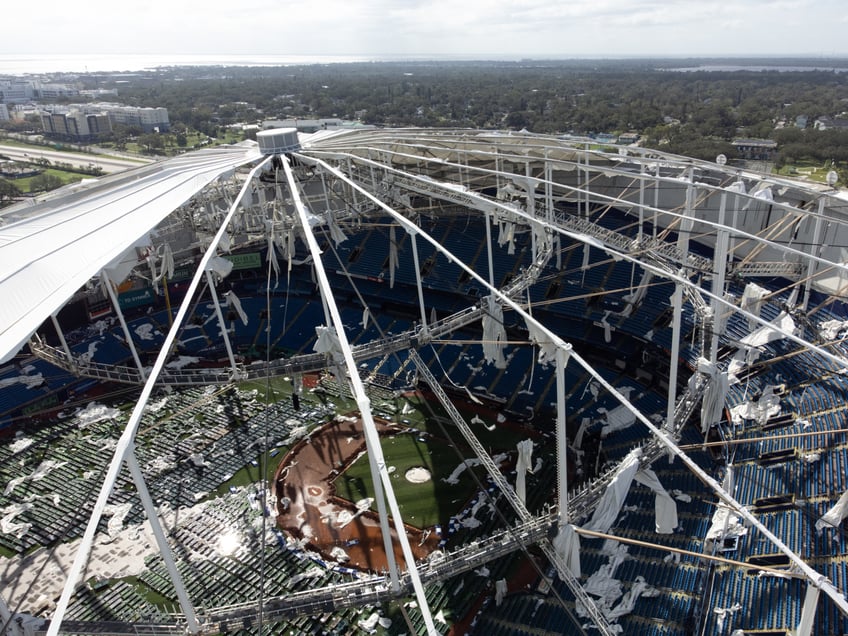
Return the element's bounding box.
[666,170,695,431]
[101,270,147,381]
[49,313,73,369]
[710,193,730,361]
[802,197,826,311]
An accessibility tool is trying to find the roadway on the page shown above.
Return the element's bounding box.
[0,144,153,175]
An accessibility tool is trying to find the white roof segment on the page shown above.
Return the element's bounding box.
[0,145,262,363]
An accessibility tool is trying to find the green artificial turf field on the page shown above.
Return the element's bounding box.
[330,393,541,530]
[333,429,486,529]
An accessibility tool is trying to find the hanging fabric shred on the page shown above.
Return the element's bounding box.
[553,524,581,577]
[146,253,158,293]
[531,222,548,262]
[601,311,612,343]
[314,325,342,358]
[286,229,296,272]
[267,240,280,283]
[205,255,234,282]
[621,270,653,317]
[525,317,558,367]
[224,291,248,326]
[313,325,347,388]
[515,439,534,505]
[276,224,288,260]
[361,307,369,329]
[327,214,347,246]
[482,295,507,368]
[160,243,174,280]
[218,231,232,253]
[694,358,729,433]
[740,282,769,329]
[743,185,773,210]
[148,243,175,295]
[816,489,848,531]
[634,468,678,534]
[506,220,516,255]
[583,449,642,533]
[264,220,280,285]
[727,180,747,196]
[494,579,508,607]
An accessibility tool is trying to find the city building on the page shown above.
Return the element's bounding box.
[90,103,170,133]
[262,118,345,133]
[38,103,170,140]
[0,78,35,103]
[40,111,89,140]
[34,83,79,100]
[39,110,112,142]
[814,115,848,131]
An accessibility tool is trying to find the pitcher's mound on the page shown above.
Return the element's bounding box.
[405,466,432,483]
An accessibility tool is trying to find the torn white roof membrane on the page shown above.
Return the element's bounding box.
[816,489,848,532]
[740,311,797,348]
[583,448,641,533]
[0,145,262,363]
[634,468,678,534]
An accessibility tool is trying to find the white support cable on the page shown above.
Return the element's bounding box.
[653,159,661,241]
[45,156,271,636]
[317,131,837,220]
[544,150,554,224]
[638,162,646,244]
[284,164,400,592]
[279,156,435,631]
[299,152,848,619]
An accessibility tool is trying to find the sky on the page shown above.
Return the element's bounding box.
[4,0,848,71]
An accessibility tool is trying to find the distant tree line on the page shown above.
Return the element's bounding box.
[21,59,848,167]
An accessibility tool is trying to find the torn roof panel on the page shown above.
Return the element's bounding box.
[0,144,262,363]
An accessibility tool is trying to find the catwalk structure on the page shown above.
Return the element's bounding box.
[1,127,848,635]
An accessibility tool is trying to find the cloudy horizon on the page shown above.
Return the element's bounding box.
[4,0,848,71]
